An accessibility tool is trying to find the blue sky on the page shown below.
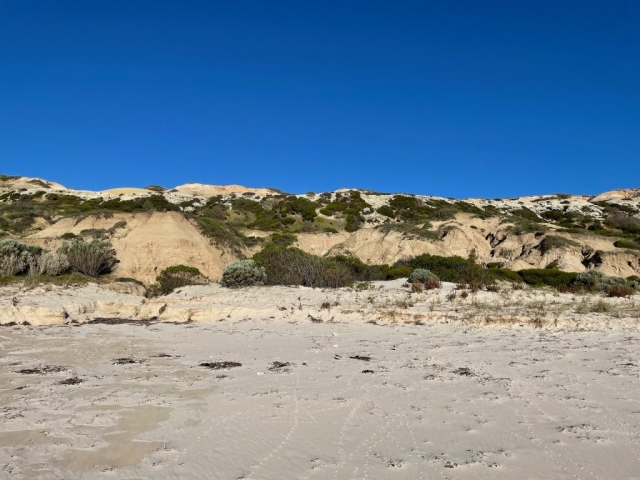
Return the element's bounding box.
[1,1,638,198]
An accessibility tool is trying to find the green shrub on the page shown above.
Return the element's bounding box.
[408,268,438,283]
[58,239,118,277]
[318,191,370,231]
[270,232,297,247]
[332,255,389,281]
[604,208,640,235]
[397,253,491,284]
[220,260,267,288]
[60,232,77,240]
[613,240,640,250]
[376,205,395,218]
[79,228,108,239]
[538,235,580,255]
[517,269,577,288]
[430,206,456,221]
[389,195,433,222]
[145,185,166,192]
[150,265,208,296]
[253,246,352,288]
[110,220,127,231]
[376,222,440,241]
[114,277,145,286]
[0,174,20,182]
[385,266,413,280]
[489,268,523,283]
[508,220,549,235]
[511,208,541,222]
[193,216,248,254]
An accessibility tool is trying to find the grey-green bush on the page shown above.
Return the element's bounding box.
[574,270,629,292]
[27,252,70,276]
[220,260,267,288]
[0,239,43,276]
[0,253,26,276]
[58,239,118,277]
[408,268,438,283]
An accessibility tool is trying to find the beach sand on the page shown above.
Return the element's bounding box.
[1,315,639,479]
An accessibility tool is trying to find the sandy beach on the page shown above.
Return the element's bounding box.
[1,290,639,479]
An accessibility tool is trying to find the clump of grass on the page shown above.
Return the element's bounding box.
[591,300,612,313]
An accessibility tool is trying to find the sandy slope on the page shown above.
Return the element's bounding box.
[1,319,639,479]
[27,212,237,283]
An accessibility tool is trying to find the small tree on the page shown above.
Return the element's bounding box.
[59,240,118,277]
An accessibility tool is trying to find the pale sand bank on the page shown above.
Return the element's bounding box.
[1,319,639,479]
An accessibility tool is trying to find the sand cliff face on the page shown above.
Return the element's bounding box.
[2,176,640,281]
[26,212,235,283]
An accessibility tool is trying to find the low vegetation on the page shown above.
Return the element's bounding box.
[59,240,118,277]
[148,265,208,296]
[220,260,267,288]
[253,246,353,288]
[0,238,118,281]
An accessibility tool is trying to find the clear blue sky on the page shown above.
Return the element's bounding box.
[1,1,638,198]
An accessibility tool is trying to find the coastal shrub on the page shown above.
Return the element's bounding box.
[0,253,26,276]
[376,205,395,218]
[573,270,630,293]
[60,232,77,240]
[489,268,523,283]
[408,268,438,283]
[253,246,352,288]
[604,208,640,235]
[220,260,266,288]
[332,255,389,281]
[0,240,43,276]
[59,239,118,277]
[538,235,580,255]
[430,206,456,221]
[397,254,491,285]
[270,232,297,247]
[376,222,441,241]
[613,240,640,250]
[508,219,548,235]
[193,216,248,254]
[27,252,70,276]
[151,265,208,296]
[517,269,577,288]
[385,266,413,280]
